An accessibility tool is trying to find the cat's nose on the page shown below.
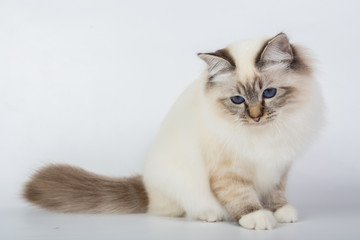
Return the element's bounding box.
[247,103,264,122]
[251,117,261,122]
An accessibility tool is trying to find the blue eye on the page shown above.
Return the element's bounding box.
[263,88,277,98]
[230,96,245,104]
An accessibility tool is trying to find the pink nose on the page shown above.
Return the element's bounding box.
[252,117,260,122]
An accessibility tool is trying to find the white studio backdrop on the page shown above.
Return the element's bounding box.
[0,0,360,239]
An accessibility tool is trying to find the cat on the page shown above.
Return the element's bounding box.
[24,33,323,230]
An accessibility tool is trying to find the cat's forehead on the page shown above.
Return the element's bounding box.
[226,38,268,83]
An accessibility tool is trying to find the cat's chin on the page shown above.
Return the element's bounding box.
[241,114,276,126]
[242,120,273,126]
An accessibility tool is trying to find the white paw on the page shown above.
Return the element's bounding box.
[274,204,298,223]
[198,210,223,222]
[239,209,276,230]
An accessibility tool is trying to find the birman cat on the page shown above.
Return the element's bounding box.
[24,33,323,230]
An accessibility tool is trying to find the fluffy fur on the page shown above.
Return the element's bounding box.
[24,164,148,213]
[24,33,323,230]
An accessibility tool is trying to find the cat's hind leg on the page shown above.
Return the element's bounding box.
[173,172,229,222]
[145,164,228,221]
[147,187,185,217]
[147,177,227,222]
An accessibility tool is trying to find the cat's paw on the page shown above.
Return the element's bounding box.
[274,204,298,223]
[239,209,276,230]
[197,210,223,222]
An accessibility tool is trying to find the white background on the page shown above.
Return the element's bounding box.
[1,0,359,239]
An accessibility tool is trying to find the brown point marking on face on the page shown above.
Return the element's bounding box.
[245,82,259,102]
[270,86,297,108]
[204,37,311,126]
[237,82,246,94]
[258,77,263,90]
[252,77,259,90]
[279,86,296,95]
[278,86,296,101]
[218,97,240,116]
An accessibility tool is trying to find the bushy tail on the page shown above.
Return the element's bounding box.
[23,164,148,214]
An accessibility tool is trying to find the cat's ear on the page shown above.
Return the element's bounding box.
[258,33,293,67]
[198,49,235,78]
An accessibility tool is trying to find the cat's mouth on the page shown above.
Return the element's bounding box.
[250,116,261,122]
[247,113,266,124]
[240,112,276,126]
[245,112,274,125]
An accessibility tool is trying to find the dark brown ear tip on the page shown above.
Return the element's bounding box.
[274,32,289,40]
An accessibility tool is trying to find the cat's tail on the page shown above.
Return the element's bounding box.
[23,164,148,214]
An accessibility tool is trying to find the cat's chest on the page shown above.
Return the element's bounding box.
[232,135,294,194]
[251,161,288,194]
[210,125,297,193]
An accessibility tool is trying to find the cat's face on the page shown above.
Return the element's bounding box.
[199,33,312,126]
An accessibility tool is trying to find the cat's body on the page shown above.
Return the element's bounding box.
[24,33,323,230]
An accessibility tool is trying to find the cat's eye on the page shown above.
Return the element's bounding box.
[230,96,245,104]
[263,88,277,98]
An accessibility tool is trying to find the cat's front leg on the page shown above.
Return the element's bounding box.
[261,171,298,223]
[263,190,298,223]
[210,173,276,230]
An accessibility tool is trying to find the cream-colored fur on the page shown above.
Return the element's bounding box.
[274,204,298,223]
[23,34,323,230]
[239,209,277,230]
[143,36,323,227]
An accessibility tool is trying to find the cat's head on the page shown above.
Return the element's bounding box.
[198,33,314,127]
